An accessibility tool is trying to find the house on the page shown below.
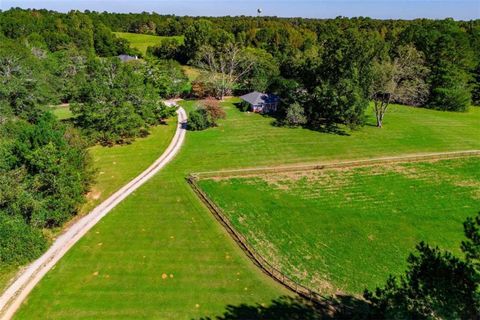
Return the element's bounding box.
[118,54,138,62]
[239,91,280,113]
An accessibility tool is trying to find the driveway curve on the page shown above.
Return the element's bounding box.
[0,106,187,320]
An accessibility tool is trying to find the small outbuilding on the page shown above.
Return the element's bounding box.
[239,91,279,113]
[118,54,138,62]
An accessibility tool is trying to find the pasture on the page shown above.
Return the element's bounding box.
[114,32,183,55]
[197,156,480,294]
[14,101,480,319]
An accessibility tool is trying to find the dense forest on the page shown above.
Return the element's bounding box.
[0,7,479,279]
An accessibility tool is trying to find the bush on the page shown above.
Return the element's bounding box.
[0,214,47,264]
[187,99,226,131]
[285,102,307,127]
[429,86,471,112]
[203,98,226,122]
[187,108,212,131]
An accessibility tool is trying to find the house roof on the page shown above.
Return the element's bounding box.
[240,91,279,105]
[118,54,138,62]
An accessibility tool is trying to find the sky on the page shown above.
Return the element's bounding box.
[1,0,479,20]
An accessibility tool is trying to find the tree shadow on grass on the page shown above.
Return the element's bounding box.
[233,102,352,136]
[196,295,372,320]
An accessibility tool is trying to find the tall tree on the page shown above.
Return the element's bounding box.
[196,43,255,99]
[370,44,430,127]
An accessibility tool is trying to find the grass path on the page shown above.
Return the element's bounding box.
[13,101,480,319]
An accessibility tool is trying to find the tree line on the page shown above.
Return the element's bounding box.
[89,12,479,128]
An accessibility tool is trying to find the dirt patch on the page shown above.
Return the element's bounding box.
[87,189,102,200]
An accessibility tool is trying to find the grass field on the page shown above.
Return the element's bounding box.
[14,101,480,319]
[198,156,480,295]
[114,32,184,55]
[0,117,176,292]
[51,105,74,120]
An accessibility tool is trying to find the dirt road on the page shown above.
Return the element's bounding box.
[0,106,187,320]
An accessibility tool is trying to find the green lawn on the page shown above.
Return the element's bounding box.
[14,101,480,319]
[114,32,184,55]
[81,119,177,214]
[198,157,480,295]
[0,118,176,292]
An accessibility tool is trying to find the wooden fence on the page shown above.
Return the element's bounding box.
[186,175,333,306]
[192,150,480,180]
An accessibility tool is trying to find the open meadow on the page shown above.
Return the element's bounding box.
[14,100,480,319]
[114,32,183,55]
[198,156,480,295]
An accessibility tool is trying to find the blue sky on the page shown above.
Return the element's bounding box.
[1,0,479,20]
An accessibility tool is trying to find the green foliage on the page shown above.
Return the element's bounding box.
[400,19,475,111]
[429,85,472,112]
[147,37,182,60]
[0,38,54,121]
[284,102,307,127]
[239,47,280,93]
[187,107,213,131]
[0,214,47,265]
[1,114,94,227]
[182,19,234,63]
[0,113,93,265]
[296,28,381,129]
[144,59,190,98]
[462,213,480,271]
[187,99,226,131]
[365,213,480,319]
[72,57,176,145]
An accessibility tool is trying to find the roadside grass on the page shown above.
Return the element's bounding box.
[81,119,177,214]
[14,101,480,319]
[0,118,176,292]
[114,32,184,55]
[197,156,480,295]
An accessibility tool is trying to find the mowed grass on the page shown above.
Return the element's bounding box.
[81,119,177,214]
[114,32,184,55]
[198,157,480,295]
[15,101,480,319]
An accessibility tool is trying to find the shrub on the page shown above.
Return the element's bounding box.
[187,108,212,131]
[429,86,471,112]
[285,102,307,127]
[187,99,225,131]
[0,214,47,264]
[203,97,226,122]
